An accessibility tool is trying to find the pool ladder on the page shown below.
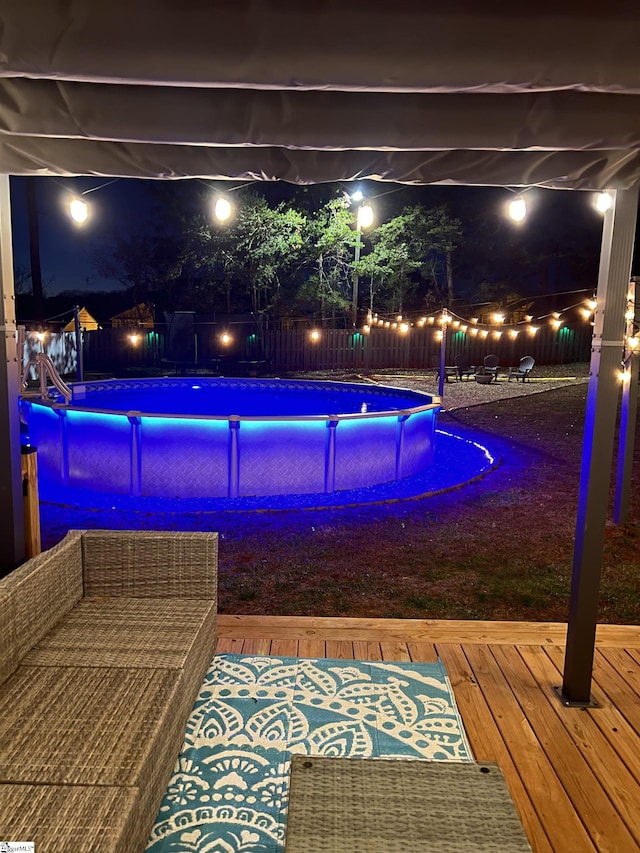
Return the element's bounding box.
[22,352,73,403]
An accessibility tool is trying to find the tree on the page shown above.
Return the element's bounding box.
[359,205,462,313]
[231,196,306,315]
[295,198,358,323]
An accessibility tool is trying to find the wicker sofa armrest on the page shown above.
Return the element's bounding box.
[80,530,218,600]
[0,530,84,681]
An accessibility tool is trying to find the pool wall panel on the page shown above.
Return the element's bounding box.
[66,410,131,492]
[238,420,327,496]
[333,417,398,491]
[139,418,229,498]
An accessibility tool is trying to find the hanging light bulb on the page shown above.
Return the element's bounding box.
[508,196,527,222]
[69,197,89,224]
[214,196,232,223]
[357,203,374,229]
[595,191,613,213]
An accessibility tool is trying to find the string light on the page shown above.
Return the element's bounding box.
[508,196,527,222]
[214,197,232,223]
[309,329,320,342]
[69,197,89,224]
[595,191,613,213]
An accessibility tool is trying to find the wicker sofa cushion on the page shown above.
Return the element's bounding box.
[22,596,217,720]
[0,665,183,787]
[22,597,215,669]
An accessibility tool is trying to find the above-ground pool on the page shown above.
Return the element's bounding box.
[21,377,441,501]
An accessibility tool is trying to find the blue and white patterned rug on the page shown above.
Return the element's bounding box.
[147,654,473,852]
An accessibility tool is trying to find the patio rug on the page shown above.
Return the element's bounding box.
[147,654,473,853]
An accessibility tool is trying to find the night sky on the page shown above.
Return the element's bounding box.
[9,175,635,300]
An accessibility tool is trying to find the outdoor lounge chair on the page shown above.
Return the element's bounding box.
[483,354,500,381]
[508,355,535,382]
[454,354,475,381]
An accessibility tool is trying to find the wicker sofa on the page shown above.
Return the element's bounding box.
[0,528,218,852]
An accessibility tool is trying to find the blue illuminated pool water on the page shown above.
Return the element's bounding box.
[21,377,442,501]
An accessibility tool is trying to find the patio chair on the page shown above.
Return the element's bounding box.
[483,354,500,381]
[454,354,475,381]
[508,355,535,382]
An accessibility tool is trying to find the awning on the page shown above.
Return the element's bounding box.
[1,1,639,188]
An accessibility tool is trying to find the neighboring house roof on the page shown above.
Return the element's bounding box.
[62,306,99,332]
[110,302,155,328]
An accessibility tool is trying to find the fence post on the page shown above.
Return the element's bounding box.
[21,447,41,557]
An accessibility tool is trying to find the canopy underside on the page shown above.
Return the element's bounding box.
[1,1,639,188]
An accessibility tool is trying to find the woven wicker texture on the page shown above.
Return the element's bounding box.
[285,756,532,852]
[0,588,17,685]
[81,529,218,600]
[0,665,182,786]
[0,784,139,853]
[22,597,215,669]
[0,529,84,665]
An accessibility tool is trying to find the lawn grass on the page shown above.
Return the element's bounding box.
[39,381,640,624]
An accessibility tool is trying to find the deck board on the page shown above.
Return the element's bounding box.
[215,616,640,852]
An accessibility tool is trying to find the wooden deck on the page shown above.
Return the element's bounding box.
[217,616,640,853]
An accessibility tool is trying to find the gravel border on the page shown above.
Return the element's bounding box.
[288,362,590,412]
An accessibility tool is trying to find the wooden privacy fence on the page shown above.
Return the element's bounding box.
[80,322,593,374]
[262,323,593,373]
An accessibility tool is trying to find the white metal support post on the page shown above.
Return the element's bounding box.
[562,186,639,705]
[613,277,640,524]
[0,174,26,572]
